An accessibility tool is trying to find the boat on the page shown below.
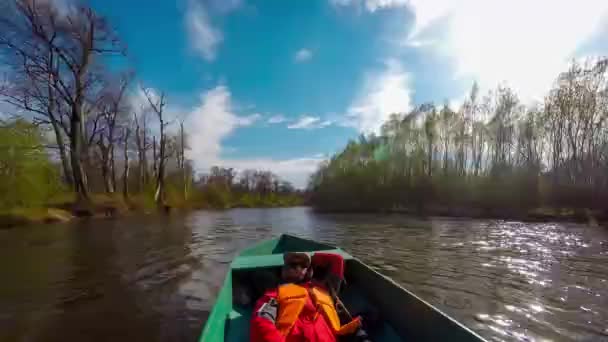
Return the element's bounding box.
[198,234,487,341]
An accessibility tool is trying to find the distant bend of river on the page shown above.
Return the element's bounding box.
[1,207,607,342]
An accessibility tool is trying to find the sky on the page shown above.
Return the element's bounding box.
[87,0,608,188]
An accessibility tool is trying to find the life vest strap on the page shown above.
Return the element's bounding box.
[276,284,308,335]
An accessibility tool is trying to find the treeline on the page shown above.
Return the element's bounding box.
[309,58,608,218]
[0,0,300,213]
[0,117,301,212]
[192,167,303,209]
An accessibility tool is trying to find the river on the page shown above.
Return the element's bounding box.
[1,207,607,341]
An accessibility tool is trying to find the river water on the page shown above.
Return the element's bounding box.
[1,207,607,341]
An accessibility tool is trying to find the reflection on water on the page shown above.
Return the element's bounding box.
[1,208,607,341]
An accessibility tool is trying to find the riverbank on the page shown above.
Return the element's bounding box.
[0,194,137,228]
[313,205,608,225]
[0,192,305,229]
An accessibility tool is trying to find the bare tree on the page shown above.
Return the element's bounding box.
[133,110,151,191]
[122,126,130,199]
[96,72,131,193]
[0,0,123,201]
[152,135,157,179]
[0,0,73,184]
[439,103,454,174]
[142,86,167,207]
[178,121,188,199]
[423,105,437,176]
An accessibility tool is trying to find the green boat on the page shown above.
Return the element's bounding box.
[199,234,487,341]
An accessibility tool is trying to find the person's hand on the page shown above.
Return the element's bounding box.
[357,310,381,332]
[354,326,372,342]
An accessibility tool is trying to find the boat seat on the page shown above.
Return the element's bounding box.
[339,284,403,341]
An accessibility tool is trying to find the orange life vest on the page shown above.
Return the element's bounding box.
[275,283,361,336]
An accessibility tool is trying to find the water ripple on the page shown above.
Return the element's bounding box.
[1,209,607,342]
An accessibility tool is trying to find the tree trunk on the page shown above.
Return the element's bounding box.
[142,88,167,209]
[155,130,166,206]
[443,139,449,174]
[123,127,130,200]
[427,140,433,177]
[98,138,114,193]
[102,161,113,193]
[51,119,73,185]
[180,122,187,200]
[152,135,157,178]
[109,124,117,191]
[70,107,89,202]
[110,145,116,191]
[134,118,145,192]
[142,119,149,186]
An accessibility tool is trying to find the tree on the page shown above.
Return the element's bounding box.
[438,103,454,174]
[132,109,152,191]
[0,0,72,185]
[142,87,168,207]
[423,104,437,176]
[122,126,130,200]
[309,58,608,213]
[0,119,60,208]
[0,0,123,202]
[96,72,132,193]
[179,121,188,199]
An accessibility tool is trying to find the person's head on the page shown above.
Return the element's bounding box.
[281,252,311,283]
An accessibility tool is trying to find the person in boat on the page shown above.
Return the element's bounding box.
[250,252,370,342]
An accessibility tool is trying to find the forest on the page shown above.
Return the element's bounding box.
[309,58,608,221]
[0,0,301,225]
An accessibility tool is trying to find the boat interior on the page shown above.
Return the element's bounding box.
[225,235,404,341]
[214,235,481,341]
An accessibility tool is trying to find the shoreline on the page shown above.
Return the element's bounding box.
[4,204,605,229]
[0,202,306,229]
[312,206,608,226]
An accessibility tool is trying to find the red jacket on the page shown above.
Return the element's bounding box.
[250,282,337,342]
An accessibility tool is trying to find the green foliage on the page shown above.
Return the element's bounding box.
[201,184,233,209]
[193,186,303,209]
[309,59,608,215]
[0,120,63,209]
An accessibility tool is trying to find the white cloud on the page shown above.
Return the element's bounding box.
[222,157,325,188]
[345,59,412,133]
[287,116,332,130]
[448,97,464,112]
[236,113,262,126]
[333,0,608,101]
[404,0,608,100]
[294,48,313,63]
[267,114,286,124]
[185,86,325,188]
[129,87,157,112]
[185,0,223,61]
[288,116,319,129]
[186,86,245,166]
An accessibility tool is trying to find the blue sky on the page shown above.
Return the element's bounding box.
[88,0,608,187]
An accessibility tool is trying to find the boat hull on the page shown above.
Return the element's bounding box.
[199,234,486,341]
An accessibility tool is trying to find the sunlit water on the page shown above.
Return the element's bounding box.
[1,208,607,341]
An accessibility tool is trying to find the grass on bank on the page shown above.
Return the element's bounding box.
[0,185,304,228]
